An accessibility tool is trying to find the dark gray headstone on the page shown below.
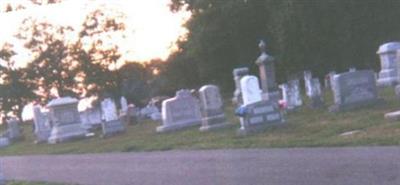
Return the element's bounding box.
[199,85,229,131]
[329,70,380,112]
[237,100,284,135]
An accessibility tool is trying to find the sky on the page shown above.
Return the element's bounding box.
[0,0,191,68]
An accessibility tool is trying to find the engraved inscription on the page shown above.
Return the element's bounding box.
[266,113,280,121]
[249,116,264,124]
[253,106,273,114]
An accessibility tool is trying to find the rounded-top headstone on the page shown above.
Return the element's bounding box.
[176,89,192,97]
[377,42,400,54]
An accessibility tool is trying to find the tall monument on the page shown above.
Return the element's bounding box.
[255,40,279,101]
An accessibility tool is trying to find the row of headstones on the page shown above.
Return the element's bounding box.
[33,96,126,144]
[0,118,22,149]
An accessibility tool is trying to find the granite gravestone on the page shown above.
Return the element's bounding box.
[377,42,400,86]
[328,71,336,91]
[33,106,52,143]
[329,70,380,112]
[232,67,249,105]
[101,98,125,137]
[157,90,202,133]
[237,75,284,135]
[47,97,88,144]
[280,80,303,110]
[6,118,21,141]
[309,78,324,108]
[199,85,229,131]
[119,96,130,125]
[255,40,280,102]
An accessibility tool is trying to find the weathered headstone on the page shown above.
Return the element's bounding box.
[329,70,380,112]
[80,106,102,129]
[0,137,10,149]
[349,67,356,72]
[101,98,125,137]
[329,71,337,91]
[377,42,400,86]
[47,97,88,144]
[255,40,280,102]
[232,67,249,105]
[157,89,202,133]
[199,85,229,131]
[309,78,324,108]
[33,106,51,143]
[280,79,303,110]
[7,118,21,141]
[304,71,313,97]
[120,96,128,114]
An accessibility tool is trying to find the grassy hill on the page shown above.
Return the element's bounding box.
[1,87,400,156]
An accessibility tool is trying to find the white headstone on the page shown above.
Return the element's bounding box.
[304,71,313,97]
[240,75,262,106]
[120,96,128,114]
[101,98,119,122]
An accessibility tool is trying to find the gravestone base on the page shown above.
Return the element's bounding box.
[156,120,201,133]
[237,122,283,136]
[377,75,397,87]
[101,120,125,137]
[48,124,88,144]
[199,114,230,132]
[384,110,400,122]
[236,100,285,136]
[329,98,384,112]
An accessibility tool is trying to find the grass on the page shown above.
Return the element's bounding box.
[1,87,400,156]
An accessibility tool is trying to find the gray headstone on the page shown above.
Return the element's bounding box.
[47,97,88,144]
[280,80,303,110]
[199,85,229,131]
[237,100,284,135]
[157,89,202,133]
[377,42,400,86]
[255,40,278,101]
[309,78,324,108]
[101,98,125,137]
[232,67,249,105]
[7,118,21,141]
[329,70,380,112]
[329,71,337,91]
[80,106,102,129]
[33,106,51,143]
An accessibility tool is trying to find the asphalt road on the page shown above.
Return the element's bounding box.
[1,147,400,185]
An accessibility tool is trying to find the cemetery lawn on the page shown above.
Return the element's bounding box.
[1,87,400,156]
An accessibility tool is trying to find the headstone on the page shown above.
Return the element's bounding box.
[101,98,125,137]
[329,70,380,112]
[240,75,262,106]
[232,67,249,105]
[33,106,51,143]
[280,79,303,110]
[157,89,202,133]
[236,100,284,135]
[377,42,400,86]
[304,71,313,97]
[199,85,229,131]
[394,49,400,98]
[7,118,21,141]
[255,40,279,101]
[329,71,337,91]
[80,106,102,129]
[349,67,356,72]
[309,78,324,108]
[120,96,128,114]
[47,97,88,144]
[0,137,10,149]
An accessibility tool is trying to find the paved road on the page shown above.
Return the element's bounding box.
[1,147,400,185]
